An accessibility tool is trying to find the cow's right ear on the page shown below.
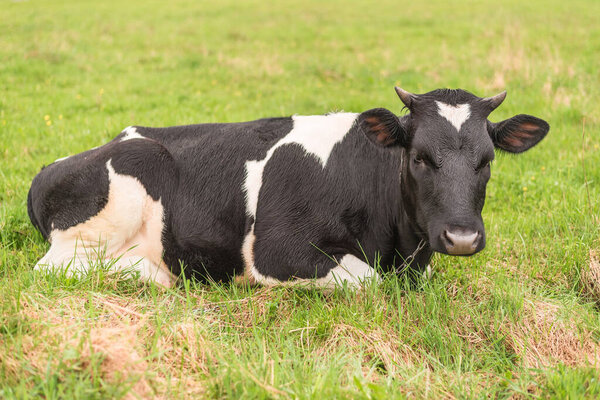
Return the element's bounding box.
[360,108,409,148]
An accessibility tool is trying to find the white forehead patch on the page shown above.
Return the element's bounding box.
[435,101,471,131]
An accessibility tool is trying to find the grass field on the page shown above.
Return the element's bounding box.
[1,0,600,398]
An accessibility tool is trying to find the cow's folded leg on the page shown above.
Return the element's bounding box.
[314,255,380,289]
[34,237,102,276]
[34,256,90,276]
[35,252,175,287]
[105,256,176,287]
[422,264,434,280]
[247,254,379,290]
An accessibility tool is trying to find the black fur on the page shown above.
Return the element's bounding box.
[28,148,110,238]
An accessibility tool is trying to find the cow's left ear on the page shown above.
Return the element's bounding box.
[487,114,549,153]
[360,108,409,148]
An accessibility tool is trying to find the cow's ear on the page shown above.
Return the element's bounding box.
[360,108,409,147]
[487,114,549,153]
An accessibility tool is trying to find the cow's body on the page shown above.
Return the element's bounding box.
[29,112,422,287]
[28,88,549,288]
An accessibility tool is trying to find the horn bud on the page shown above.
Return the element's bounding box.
[483,90,507,112]
[395,87,415,109]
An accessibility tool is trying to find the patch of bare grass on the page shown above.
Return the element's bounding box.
[503,299,600,368]
[1,291,210,398]
[581,250,600,303]
[317,322,422,376]
[78,325,152,398]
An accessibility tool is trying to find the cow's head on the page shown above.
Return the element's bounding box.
[362,88,549,256]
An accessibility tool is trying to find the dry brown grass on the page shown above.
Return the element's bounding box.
[1,292,209,399]
[581,250,600,303]
[79,325,153,398]
[317,323,422,376]
[502,299,600,368]
[454,259,600,370]
[444,260,600,373]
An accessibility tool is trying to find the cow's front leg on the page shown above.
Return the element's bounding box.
[242,247,379,290]
[241,221,380,289]
[313,254,380,289]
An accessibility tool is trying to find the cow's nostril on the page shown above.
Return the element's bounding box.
[442,229,480,255]
[443,230,454,246]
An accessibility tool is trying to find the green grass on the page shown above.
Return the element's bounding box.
[1,0,600,398]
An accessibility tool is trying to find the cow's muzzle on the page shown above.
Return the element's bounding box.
[441,228,482,255]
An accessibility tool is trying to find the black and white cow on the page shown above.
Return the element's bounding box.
[28,88,549,288]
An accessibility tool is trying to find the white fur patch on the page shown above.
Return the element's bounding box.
[243,160,265,218]
[284,113,359,166]
[34,159,176,287]
[241,113,358,282]
[120,126,145,141]
[250,263,283,287]
[435,101,471,131]
[243,113,357,220]
[422,264,433,280]
[315,255,380,288]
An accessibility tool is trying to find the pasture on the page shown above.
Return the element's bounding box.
[1,0,599,398]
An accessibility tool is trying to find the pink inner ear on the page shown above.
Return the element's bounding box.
[504,133,525,148]
[520,122,539,132]
[365,116,394,146]
[505,127,537,148]
[376,131,395,146]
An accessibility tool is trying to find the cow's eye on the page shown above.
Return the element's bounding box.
[413,153,435,168]
[413,153,438,169]
[477,159,492,171]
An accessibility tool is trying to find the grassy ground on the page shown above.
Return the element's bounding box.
[1,0,600,398]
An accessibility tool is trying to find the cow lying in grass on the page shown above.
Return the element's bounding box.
[28,88,549,288]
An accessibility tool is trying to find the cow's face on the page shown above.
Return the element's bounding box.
[362,88,549,256]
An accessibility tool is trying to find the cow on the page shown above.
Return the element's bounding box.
[28,88,549,288]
